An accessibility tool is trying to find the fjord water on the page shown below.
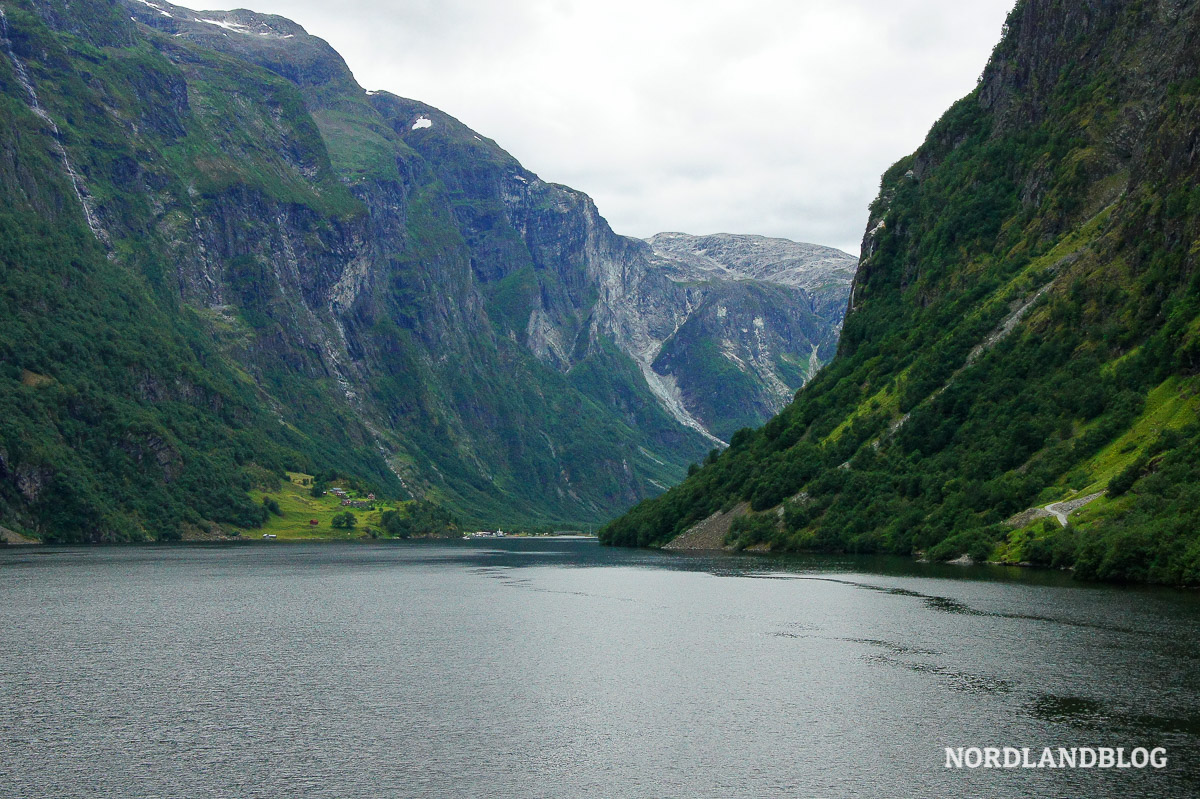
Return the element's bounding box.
[1,541,1197,798]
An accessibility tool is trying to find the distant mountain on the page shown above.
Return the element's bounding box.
[0,0,853,540]
[647,233,856,304]
[642,233,855,441]
[602,0,1200,586]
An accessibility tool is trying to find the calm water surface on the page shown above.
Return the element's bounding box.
[1,539,1198,798]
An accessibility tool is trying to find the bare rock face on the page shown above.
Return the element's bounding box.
[647,233,857,314]
[642,234,857,441]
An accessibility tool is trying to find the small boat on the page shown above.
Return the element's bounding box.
[262,533,277,539]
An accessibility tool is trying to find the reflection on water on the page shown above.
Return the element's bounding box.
[1,539,1198,798]
[1030,693,1200,737]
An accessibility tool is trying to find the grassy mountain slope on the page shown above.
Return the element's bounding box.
[602,0,1200,585]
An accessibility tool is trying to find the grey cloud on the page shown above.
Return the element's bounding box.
[193,0,1018,256]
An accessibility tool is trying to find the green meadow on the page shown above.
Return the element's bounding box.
[240,473,392,540]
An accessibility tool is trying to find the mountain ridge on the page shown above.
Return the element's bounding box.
[0,0,854,540]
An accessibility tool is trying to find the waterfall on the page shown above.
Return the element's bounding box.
[0,5,108,244]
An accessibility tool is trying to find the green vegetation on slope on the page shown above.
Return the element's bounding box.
[0,2,403,541]
[602,0,1200,585]
[0,0,709,541]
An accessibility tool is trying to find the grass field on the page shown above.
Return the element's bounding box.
[236,472,397,540]
[1070,375,1200,495]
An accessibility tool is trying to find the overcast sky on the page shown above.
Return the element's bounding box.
[191,0,1016,255]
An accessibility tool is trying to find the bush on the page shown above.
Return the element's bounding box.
[380,500,459,538]
[331,511,357,529]
[928,526,1003,562]
[726,512,779,550]
[1108,457,1147,497]
[380,509,410,538]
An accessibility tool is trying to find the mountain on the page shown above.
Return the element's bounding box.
[644,233,855,441]
[369,97,856,448]
[0,0,853,540]
[602,0,1200,585]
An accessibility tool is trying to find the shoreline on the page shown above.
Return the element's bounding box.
[2,533,600,548]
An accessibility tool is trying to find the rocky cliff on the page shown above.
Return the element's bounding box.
[0,0,854,539]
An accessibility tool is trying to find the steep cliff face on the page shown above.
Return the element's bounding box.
[0,0,853,537]
[603,0,1200,585]
[350,94,857,447]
